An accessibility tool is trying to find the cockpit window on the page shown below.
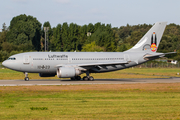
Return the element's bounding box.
[8,58,16,60]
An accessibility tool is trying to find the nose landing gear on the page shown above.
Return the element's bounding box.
[24,72,29,81]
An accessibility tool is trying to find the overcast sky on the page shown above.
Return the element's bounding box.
[1,0,180,29]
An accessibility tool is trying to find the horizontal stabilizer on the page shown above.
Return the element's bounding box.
[144,52,176,60]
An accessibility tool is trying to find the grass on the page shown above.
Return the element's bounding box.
[1,84,180,119]
[0,67,180,119]
[0,67,180,80]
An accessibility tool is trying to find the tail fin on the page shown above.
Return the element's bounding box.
[126,22,167,53]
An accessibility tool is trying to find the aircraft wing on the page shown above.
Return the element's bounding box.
[56,60,128,70]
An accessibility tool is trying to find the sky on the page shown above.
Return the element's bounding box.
[0,0,180,29]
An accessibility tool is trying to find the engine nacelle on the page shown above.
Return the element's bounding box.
[57,67,81,78]
[39,73,56,77]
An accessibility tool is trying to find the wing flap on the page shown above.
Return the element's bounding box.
[56,61,128,68]
[76,61,128,67]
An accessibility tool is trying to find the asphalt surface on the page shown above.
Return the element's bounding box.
[0,77,180,86]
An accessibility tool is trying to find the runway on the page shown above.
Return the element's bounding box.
[0,77,180,86]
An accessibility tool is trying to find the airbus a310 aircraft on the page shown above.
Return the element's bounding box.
[2,22,175,81]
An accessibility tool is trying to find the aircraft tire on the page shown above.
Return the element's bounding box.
[89,76,94,81]
[76,76,81,80]
[24,77,29,81]
[83,76,88,81]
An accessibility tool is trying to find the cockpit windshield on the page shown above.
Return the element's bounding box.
[8,58,16,60]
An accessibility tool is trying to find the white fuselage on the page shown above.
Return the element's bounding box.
[2,52,147,74]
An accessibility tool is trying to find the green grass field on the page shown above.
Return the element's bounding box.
[0,67,179,80]
[0,68,180,119]
[1,84,180,120]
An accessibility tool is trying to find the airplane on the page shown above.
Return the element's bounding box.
[2,22,176,81]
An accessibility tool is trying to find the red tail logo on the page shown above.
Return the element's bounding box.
[151,32,157,52]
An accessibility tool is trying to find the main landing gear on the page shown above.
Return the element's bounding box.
[83,71,94,81]
[70,71,94,81]
[82,71,94,81]
[24,72,29,81]
[70,76,94,81]
[82,76,94,81]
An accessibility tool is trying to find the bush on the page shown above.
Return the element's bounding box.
[30,107,48,110]
[0,50,9,62]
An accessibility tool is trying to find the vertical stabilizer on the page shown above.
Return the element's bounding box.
[126,22,167,53]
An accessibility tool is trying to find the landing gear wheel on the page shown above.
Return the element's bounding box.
[76,76,81,80]
[24,77,29,81]
[83,76,88,81]
[71,76,81,81]
[89,76,94,81]
[83,71,95,81]
[24,72,29,81]
[71,77,75,80]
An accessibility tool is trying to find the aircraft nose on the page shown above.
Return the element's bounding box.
[2,59,20,70]
[2,60,7,67]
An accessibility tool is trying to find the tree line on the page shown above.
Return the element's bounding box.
[0,14,179,62]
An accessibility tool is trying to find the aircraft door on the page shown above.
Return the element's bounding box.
[124,54,130,62]
[68,57,72,63]
[23,55,30,64]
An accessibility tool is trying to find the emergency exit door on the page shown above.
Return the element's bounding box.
[23,55,30,64]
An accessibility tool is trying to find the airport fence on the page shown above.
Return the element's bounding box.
[135,62,180,68]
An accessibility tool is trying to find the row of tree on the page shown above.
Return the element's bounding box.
[0,14,180,62]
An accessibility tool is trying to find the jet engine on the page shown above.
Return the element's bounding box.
[39,73,56,77]
[57,67,81,78]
